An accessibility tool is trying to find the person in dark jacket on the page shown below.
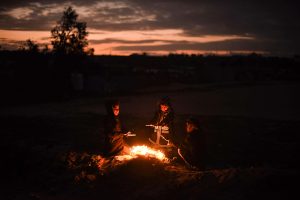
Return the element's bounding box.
[148,96,175,146]
[103,99,130,157]
[178,117,207,170]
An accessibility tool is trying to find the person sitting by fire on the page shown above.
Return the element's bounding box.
[177,117,207,170]
[103,99,131,157]
[147,96,176,147]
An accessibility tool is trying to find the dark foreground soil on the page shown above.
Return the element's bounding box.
[1,82,299,199]
[0,111,299,200]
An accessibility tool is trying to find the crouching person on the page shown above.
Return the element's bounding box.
[178,117,207,170]
[103,99,130,157]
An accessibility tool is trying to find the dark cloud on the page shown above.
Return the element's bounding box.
[0,0,299,55]
[0,0,95,8]
[113,37,300,55]
[112,39,260,51]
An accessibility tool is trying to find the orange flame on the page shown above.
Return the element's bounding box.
[97,145,169,172]
[130,145,168,162]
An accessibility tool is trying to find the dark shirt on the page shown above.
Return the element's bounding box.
[151,109,174,127]
[150,109,175,145]
[180,128,206,169]
[103,114,127,156]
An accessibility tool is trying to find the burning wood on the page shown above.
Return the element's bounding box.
[130,145,168,162]
[94,145,170,174]
[113,145,169,163]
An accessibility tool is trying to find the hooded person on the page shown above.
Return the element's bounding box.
[103,99,130,157]
[148,96,175,146]
[177,117,207,170]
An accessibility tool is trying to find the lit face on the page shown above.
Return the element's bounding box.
[112,105,120,116]
[186,122,194,133]
[160,104,169,112]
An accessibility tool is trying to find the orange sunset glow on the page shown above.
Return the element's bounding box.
[0,28,253,55]
[0,0,299,56]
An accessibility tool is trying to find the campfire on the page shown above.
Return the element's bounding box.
[130,145,167,161]
[95,144,170,173]
[114,145,169,163]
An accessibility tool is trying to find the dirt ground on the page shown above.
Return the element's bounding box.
[1,82,299,199]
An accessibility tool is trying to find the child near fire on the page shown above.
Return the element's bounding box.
[148,96,176,147]
[103,99,131,157]
[177,117,207,170]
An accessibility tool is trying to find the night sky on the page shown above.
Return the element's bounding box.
[0,0,299,56]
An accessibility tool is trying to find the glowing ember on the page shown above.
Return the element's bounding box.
[96,145,169,172]
[130,145,168,162]
[114,154,135,161]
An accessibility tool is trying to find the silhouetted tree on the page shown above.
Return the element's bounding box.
[51,6,89,55]
[19,39,39,53]
[86,47,95,56]
[42,44,50,54]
